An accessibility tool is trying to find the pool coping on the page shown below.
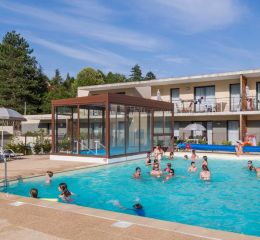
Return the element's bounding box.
[0,192,259,240]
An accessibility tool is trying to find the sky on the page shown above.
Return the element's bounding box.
[0,0,260,79]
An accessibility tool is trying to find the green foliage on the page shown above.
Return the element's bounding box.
[129,64,143,81]
[58,136,70,151]
[63,73,75,90]
[198,139,207,144]
[33,140,42,154]
[6,137,29,154]
[74,67,105,88]
[105,72,126,84]
[50,69,63,86]
[0,31,48,114]
[145,71,156,80]
[221,140,232,146]
[42,139,52,154]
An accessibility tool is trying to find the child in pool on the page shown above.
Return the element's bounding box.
[191,149,199,161]
[202,156,208,167]
[184,154,188,160]
[150,163,163,177]
[164,163,172,173]
[58,183,73,202]
[146,152,152,165]
[168,152,174,160]
[188,161,197,172]
[30,188,38,198]
[133,167,141,179]
[200,165,211,181]
[45,171,54,184]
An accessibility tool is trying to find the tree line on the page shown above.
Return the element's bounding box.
[0,31,156,114]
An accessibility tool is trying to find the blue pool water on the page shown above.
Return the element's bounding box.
[1,157,260,236]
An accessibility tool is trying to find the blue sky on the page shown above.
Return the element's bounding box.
[0,0,260,79]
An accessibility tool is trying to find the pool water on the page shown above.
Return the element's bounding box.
[1,157,260,236]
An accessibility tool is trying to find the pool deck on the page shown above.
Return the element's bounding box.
[0,154,259,240]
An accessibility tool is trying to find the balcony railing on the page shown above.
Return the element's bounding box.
[172,96,260,114]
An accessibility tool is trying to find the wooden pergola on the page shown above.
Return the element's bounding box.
[52,93,174,159]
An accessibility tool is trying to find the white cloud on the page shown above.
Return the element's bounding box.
[0,1,163,51]
[29,35,134,70]
[157,55,189,64]
[138,0,246,33]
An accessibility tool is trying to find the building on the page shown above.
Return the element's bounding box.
[50,93,173,163]
[78,68,260,146]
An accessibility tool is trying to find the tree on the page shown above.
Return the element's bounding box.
[0,31,48,114]
[74,67,105,88]
[50,69,63,86]
[63,73,75,91]
[105,72,126,84]
[129,64,143,81]
[145,71,156,80]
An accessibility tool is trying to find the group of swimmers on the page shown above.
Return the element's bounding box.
[29,171,74,202]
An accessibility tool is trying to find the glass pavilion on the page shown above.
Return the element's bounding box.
[51,93,174,160]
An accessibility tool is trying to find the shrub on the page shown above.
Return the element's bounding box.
[42,139,52,154]
[221,140,232,146]
[33,140,42,154]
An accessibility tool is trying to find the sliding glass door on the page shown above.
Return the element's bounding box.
[230,84,240,111]
[194,86,215,112]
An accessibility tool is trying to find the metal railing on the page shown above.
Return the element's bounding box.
[172,96,260,114]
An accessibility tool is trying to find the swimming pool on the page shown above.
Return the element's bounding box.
[1,157,260,236]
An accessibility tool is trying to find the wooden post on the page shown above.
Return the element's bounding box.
[240,114,247,141]
[240,75,247,111]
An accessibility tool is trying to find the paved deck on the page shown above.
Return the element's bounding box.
[0,155,99,182]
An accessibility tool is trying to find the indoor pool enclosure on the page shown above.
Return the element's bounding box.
[51,93,174,163]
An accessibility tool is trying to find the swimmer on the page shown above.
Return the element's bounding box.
[133,167,141,179]
[247,160,256,171]
[146,152,152,165]
[58,183,72,202]
[202,156,208,167]
[168,151,174,160]
[133,203,145,216]
[163,169,174,182]
[150,163,163,177]
[30,188,38,198]
[191,150,199,161]
[200,165,211,181]
[188,161,197,172]
[164,163,172,173]
[45,171,53,184]
[184,154,188,160]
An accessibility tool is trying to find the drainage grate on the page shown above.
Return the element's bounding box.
[112,221,133,228]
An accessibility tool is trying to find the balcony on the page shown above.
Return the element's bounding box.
[172,96,260,115]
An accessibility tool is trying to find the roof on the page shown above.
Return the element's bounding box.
[52,93,174,111]
[78,68,260,92]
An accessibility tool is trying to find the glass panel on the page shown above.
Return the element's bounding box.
[195,86,215,112]
[154,111,163,134]
[171,88,180,113]
[230,84,241,111]
[174,122,180,138]
[55,106,77,154]
[126,106,140,153]
[79,106,89,155]
[89,106,106,155]
[140,109,151,152]
[164,112,172,134]
[257,83,260,110]
[110,104,125,156]
[228,121,239,144]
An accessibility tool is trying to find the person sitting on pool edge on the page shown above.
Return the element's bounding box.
[133,167,141,179]
[163,169,174,182]
[145,152,152,165]
[30,188,38,198]
[235,140,243,156]
[191,149,199,161]
[164,163,172,173]
[188,161,197,172]
[150,163,163,177]
[200,165,211,181]
[58,183,73,202]
[45,170,54,184]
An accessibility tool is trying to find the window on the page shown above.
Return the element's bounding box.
[230,84,240,111]
[194,86,215,112]
[171,88,180,113]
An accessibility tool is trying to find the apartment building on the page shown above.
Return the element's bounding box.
[77,69,260,146]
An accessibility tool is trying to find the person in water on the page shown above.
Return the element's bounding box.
[191,149,199,161]
[188,161,197,172]
[45,171,54,184]
[146,152,152,165]
[133,167,141,179]
[202,156,208,167]
[150,163,163,177]
[30,188,38,198]
[247,160,256,171]
[163,169,174,182]
[133,203,145,217]
[153,145,163,162]
[168,151,174,160]
[58,183,72,202]
[184,154,188,160]
[200,165,211,181]
[164,163,172,173]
